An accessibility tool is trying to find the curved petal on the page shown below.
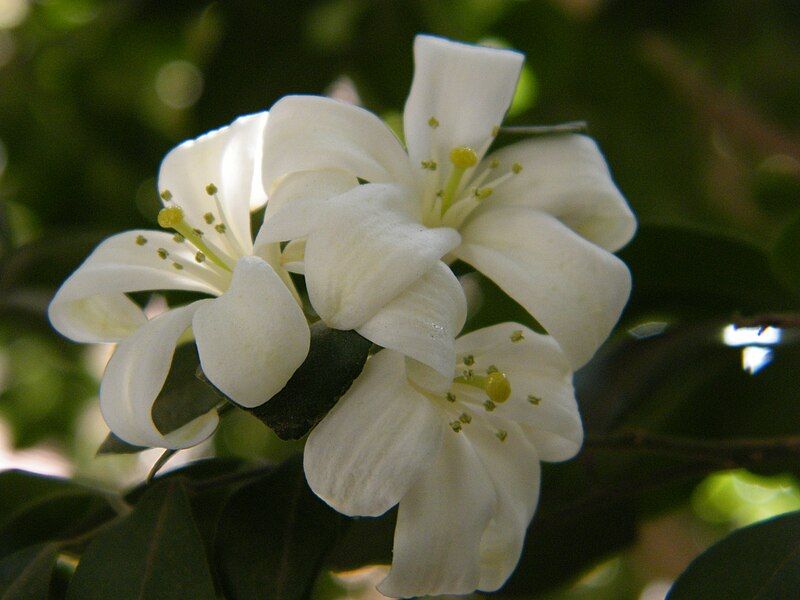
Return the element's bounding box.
[304,350,444,517]
[455,207,632,368]
[378,429,497,598]
[465,420,541,591]
[158,112,269,256]
[454,324,582,461]
[357,261,466,377]
[99,302,219,449]
[193,256,310,408]
[403,35,523,176]
[259,169,359,231]
[479,134,636,252]
[261,95,415,192]
[48,230,225,343]
[302,183,461,329]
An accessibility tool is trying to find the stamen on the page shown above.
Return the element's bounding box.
[215,223,227,234]
[157,248,169,260]
[421,160,437,171]
[512,162,523,174]
[486,365,499,374]
[205,183,218,195]
[195,252,206,263]
[446,392,456,403]
[490,159,499,168]
[459,412,472,424]
[474,187,493,200]
[528,394,541,405]
[495,429,508,442]
[173,233,185,243]
[172,262,184,270]
[135,235,147,246]
[449,421,463,433]
[483,399,496,412]
[428,116,439,128]
[511,330,524,342]
[203,212,215,224]
[160,189,172,201]
[462,355,475,366]
[157,206,232,271]
[441,146,478,216]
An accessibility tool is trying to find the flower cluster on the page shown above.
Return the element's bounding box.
[49,35,635,597]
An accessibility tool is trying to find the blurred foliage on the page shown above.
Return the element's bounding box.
[1,0,800,598]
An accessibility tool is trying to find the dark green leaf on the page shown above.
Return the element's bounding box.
[151,343,222,436]
[96,433,146,455]
[0,543,60,600]
[771,211,800,296]
[215,456,344,600]
[0,471,86,524]
[248,321,372,440]
[668,510,800,599]
[0,484,114,558]
[67,479,216,600]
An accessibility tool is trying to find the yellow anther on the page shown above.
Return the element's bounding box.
[459,412,472,424]
[215,223,227,234]
[475,187,493,200]
[193,228,204,237]
[462,355,475,366]
[172,262,184,270]
[449,146,478,169]
[160,189,172,201]
[173,233,185,243]
[528,394,541,405]
[450,421,463,433]
[486,371,511,404]
[510,330,524,342]
[157,206,185,229]
[157,248,169,260]
[490,159,500,168]
[421,160,437,171]
[195,252,206,263]
[512,162,523,174]
[135,235,147,246]
[486,365,499,374]
[495,429,508,442]
[203,212,215,224]
[462,368,474,379]
[205,183,218,195]
[483,399,496,412]
[428,116,439,128]
[446,392,456,403]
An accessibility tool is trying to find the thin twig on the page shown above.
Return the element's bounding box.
[500,121,588,136]
[146,449,179,484]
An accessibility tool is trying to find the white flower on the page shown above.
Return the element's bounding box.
[48,113,310,449]
[260,34,636,370]
[303,323,581,598]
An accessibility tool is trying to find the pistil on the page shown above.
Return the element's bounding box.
[440,146,478,216]
[157,206,232,271]
[453,370,511,403]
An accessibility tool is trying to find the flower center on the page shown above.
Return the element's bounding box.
[419,119,523,229]
[157,205,233,272]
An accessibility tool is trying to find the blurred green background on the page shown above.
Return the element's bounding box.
[1,1,800,598]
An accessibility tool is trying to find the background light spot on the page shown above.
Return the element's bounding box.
[155,60,204,109]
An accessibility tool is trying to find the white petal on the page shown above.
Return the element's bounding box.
[465,420,541,592]
[255,169,358,234]
[99,302,219,449]
[378,430,497,598]
[304,350,443,517]
[456,207,632,368]
[159,112,269,256]
[480,135,636,251]
[261,95,415,192]
[403,35,523,174]
[48,230,225,343]
[192,256,309,408]
[455,323,582,462]
[302,183,461,329]
[357,261,466,377]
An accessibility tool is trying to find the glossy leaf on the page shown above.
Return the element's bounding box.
[248,321,372,439]
[215,456,344,600]
[67,479,216,600]
[669,510,800,599]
